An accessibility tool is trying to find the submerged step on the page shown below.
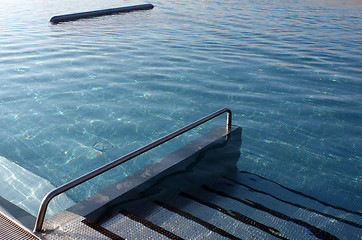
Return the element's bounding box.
[0,156,75,219]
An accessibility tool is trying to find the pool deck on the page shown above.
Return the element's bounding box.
[0,211,40,240]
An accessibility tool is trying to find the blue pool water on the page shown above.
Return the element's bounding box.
[0,0,361,217]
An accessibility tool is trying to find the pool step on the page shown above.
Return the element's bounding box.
[40,172,362,239]
[36,123,361,239]
[0,156,75,223]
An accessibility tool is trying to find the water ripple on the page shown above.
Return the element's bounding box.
[0,0,361,215]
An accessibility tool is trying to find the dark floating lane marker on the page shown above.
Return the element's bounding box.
[201,185,340,240]
[239,171,362,217]
[50,4,154,24]
[224,176,362,228]
[82,219,125,240]
[179,192,288,240]
[154,200,242,240]
[119,209,184,240]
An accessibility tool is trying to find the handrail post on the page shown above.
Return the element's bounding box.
[226,109,232,131]
[34,108,232,232]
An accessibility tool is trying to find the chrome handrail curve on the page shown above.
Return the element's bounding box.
[34,108,232,232]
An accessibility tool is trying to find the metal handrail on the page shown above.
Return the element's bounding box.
[34,108,232,232]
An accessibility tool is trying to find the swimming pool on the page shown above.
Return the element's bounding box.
[0,0,361,218]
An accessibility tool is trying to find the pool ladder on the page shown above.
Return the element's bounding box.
[34,108,232,232]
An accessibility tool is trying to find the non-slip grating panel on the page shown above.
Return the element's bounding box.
[42,216,111,240]
[0,212,40,240]
[102,171,361,240]
[104,193,242,240]
[101,210,172,240]
[40,171,362,240]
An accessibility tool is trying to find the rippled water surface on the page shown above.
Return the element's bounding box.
[0,0,361,216]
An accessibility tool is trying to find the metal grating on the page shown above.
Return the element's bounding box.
[101,210,171,240]
[36,123,361,240]
[0,212,40,240]
[41,216,110,240]
[39,171,362,240]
